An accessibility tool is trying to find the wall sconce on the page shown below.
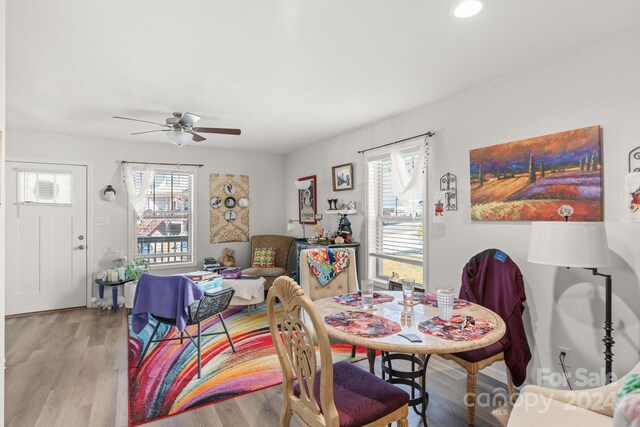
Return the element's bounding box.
[103,185,117,202]
[294,180,311,190]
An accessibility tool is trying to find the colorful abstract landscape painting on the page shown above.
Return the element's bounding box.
[469,126,603,221]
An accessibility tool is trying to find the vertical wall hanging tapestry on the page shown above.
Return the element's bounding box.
[298,175,317,224]
[469,125,603,221]
[210,174,250,243]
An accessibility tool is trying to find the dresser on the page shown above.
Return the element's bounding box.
[294,238,361,281]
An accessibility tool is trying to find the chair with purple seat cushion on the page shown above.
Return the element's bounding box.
[441,249,531,425]
[266,276,410,427]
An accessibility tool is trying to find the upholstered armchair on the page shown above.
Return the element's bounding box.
[241,235,294,290]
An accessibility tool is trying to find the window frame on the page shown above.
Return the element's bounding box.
[364,144,427,288]
[127,165,198,270]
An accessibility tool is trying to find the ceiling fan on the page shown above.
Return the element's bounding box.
[113,112,241,146]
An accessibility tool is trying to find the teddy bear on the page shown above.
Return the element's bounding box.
[218,247,237,267]
[91,296,125,309]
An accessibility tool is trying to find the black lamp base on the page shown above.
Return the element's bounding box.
[586,268,614,384]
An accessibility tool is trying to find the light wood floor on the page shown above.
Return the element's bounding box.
[5,308,513,427]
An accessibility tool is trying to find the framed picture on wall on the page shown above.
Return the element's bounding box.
[332,163,353,191]
[298,175,317,224]
[469,125,603,221]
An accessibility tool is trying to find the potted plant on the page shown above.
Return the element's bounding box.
[124,257,150,310]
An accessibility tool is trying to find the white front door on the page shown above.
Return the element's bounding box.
[5,162,88,315]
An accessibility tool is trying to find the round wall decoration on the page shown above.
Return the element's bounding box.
[224,210,237,221]
[238,197,250,208]
[210,196,222,208]
[224,183,236,195]
[225,197,236,208]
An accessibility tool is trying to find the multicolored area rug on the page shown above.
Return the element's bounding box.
[128,306,369,426]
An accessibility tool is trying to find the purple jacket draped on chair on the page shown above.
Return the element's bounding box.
[458,249,531,386]
[132,273,204,334]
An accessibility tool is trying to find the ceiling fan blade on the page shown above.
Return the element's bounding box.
[189,132,207,142]
[113,116,169,127]
[179,112,201,127]
[131,129,171,135]
[193,127,241,135]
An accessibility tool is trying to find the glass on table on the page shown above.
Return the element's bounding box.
[436,286,455,321]
[360,279,374,309]
[401,279,416,305]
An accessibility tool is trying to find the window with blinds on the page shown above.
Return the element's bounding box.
[367,149,425,285]
[131,168,195,266]
[16,170,72,205]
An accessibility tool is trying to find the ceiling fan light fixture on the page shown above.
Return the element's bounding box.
[452,0,484,18]
[166,130,193,147]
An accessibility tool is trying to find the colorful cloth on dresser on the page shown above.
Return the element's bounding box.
[306,248,350,286]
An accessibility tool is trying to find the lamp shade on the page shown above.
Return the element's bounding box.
[528,222,611,268]
[294,180,311,190]
[166,130,193,147]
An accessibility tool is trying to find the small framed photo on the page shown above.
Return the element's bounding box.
[332,163,354,191]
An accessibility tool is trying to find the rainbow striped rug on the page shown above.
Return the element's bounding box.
[128,306,368,426]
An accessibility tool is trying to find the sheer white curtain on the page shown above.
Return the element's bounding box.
[390,144,425,217]
[123,164,154,217]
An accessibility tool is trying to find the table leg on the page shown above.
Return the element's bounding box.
[367,349,376,374]
[99,284,104,299]
[248,305,252,317]
[112,286,118,313]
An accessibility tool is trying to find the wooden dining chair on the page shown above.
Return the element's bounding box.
[441,248,529,425]
[266,276,410,427]
[299,248,360,357]
[440,351,515,424]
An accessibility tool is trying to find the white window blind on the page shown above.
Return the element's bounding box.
[367,148,425,284]
[16,170,72,205]
[131,168,195,266]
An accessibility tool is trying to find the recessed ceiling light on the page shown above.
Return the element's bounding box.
[452,0,484,18]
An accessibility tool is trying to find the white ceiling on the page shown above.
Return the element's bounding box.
[6,1,640,154]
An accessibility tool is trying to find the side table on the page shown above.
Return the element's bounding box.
[95,278,134,312]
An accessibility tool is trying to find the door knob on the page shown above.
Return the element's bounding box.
[78,245,85,250]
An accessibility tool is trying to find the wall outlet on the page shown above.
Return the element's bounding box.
[557,345,573,370]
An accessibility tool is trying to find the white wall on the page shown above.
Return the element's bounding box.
[0,0,6,418]
[7,131,286,301]
[286,27,640,386]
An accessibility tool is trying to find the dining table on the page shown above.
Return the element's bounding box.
[314,290,506,426]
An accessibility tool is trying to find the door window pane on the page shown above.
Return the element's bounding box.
[16,171,72,205]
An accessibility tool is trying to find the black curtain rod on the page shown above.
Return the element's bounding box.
[357,131,435,154]
[121,161,204,167]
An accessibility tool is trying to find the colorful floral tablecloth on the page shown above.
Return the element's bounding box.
[324,311,402,338]
[332,292,395,306]
[418,315,496,341]
[413,292,470,309]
